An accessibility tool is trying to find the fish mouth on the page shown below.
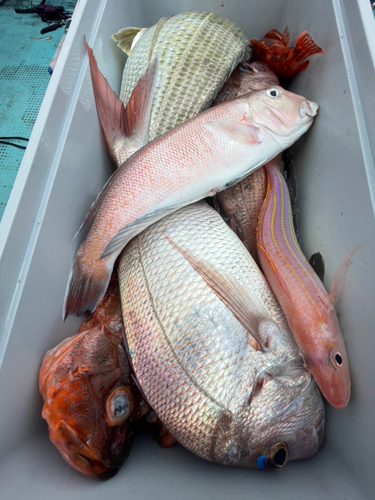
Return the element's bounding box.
[299,99,319,119]
[50,420,119,480]
[259,103,315,146]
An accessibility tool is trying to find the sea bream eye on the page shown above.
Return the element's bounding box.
[267,88,279,98]
[266,442,289,469]
[105,387,134,426]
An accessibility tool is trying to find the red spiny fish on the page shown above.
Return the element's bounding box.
[256,163,359,409]
[250,27,323,78]
[40,275,175,479]
[63,43,318,319]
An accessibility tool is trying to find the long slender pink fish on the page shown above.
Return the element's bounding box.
[257,163,358,409]
[63,45,318,319]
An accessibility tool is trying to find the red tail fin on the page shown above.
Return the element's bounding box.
[85,38,158,168]
[295,31,324,59]
[63,247,116,320]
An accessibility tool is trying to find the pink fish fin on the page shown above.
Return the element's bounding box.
[281,26,290,47]
[157,426,177,449]
[74,165,125,238]
[99,201,196,260]
[330,244,364,304]
[166,237,272,352]
[63,249,117,319]
[85,37,158,168]
[295,31,324,60]
[203,119,263,146]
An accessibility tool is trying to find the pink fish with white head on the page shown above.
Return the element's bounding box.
[63,43,318,319]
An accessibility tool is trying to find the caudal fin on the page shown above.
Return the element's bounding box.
[63,248,114,320]
[295,31,324,60]
[85,38,158,168]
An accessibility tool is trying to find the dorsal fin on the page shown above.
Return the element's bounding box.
[85,38,158,169]
[330,244,364,304]
[111,27,144,54]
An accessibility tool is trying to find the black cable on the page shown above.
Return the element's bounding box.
[0,136,29,141]
[0,141,27,150]
[0,137,29,150]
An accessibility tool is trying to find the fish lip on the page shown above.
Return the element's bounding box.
[51,421,109,479]
[261,118,314,147]
[299,100,319,118]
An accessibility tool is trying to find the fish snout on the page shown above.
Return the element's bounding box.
[299,99,319,119]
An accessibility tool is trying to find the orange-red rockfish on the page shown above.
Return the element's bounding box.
[257,163,358,409]
[63,47,318,319]
[40,276,147,479]
[250,27,323,79]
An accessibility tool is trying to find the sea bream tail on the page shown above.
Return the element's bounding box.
[63,244,119,320]
[85,38,158,168]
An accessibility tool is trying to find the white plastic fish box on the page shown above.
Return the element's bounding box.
[0,0,374,498]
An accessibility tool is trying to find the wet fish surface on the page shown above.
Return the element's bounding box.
[118,202,324,469]
[250,27,323,78]
[257,163,351,408]
[64,83,318,318]
[40,276,147,480]
[213,62,280,262]
[113,11,250,141]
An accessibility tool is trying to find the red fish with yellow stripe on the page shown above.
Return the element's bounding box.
[257,163,353,409]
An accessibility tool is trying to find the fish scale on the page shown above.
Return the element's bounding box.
[118,11,249,140]
[119,202,324,467]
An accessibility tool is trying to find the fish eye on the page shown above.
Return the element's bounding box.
[239,63,255,74]
[267,442,289,469]
[331,350,343,370]
[105,386,134,426]
[266,88,279,98]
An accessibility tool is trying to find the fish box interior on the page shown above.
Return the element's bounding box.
[0,0,374,498]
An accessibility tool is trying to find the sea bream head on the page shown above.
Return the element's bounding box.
[231,361,325,469]
[234,86,318,150]
[118,202,325,470]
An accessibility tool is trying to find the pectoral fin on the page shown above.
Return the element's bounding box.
[330,243,364,304]
[167,238,272,352]
[203,120,263,146]
[99,204,189,260]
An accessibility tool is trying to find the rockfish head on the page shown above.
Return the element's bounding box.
[39,324,144,480]
[238,86,318,148]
